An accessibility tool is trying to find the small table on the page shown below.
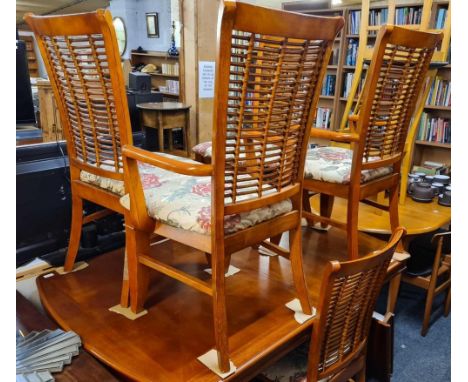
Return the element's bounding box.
[137,102,191,156]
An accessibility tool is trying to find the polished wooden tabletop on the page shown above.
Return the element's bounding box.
[36,228,390,382]
[310,195,451,235]
[136,102,191,111]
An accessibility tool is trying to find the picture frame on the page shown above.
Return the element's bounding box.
[146,12,159,38]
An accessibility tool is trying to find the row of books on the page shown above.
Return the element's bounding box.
[161,63,179,76]
[321,75,336,96]
[417,113,451,144]
[348,9,389,35]
[160,80,179,95]
[328,47,340,66]
[342,72,365,98]
[412,161,450,176]
[345,39,358,66]
[426,77,451,107]
[395,7,422,25]
[315,107,332,129]
[435,7,448,29]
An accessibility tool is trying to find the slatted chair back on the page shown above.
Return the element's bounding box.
[24,10,132,182]
[212,1,344,220]
[307,227,405,382]
[352,26,442,176]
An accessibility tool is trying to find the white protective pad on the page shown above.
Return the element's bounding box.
[285,298,317,324]
[197,349,237,379]
[204,265,241,277]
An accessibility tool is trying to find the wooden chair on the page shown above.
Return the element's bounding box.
[121,0,344,373]
[302,26,443,260]
[402,231,451,336]
[24,10,134,307]
[306,227,405,382]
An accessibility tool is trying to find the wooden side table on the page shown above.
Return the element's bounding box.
[137,102,191,156]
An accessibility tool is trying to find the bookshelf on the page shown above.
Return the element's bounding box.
[130,51,181,101]
[283,0,451,200]
[19,35,39,78]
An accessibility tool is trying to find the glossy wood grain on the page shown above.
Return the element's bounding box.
[36,227,387,382]
[309,194,450,235]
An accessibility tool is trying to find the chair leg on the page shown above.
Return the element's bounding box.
[206,252,231,273]
[444,288,451,317]
[388,184,404,253]
[421,288,435,337]
[302,189,314,227]
[319,193,334,229]
[270,234,282,246]
[347,193,360,260]
[126,224,151,314]
[64,194,84,272]
[355,365,366,382]
[211,247,230,373]
[386,272,402,315]
[289,223,312,315]
[120,249,130,308]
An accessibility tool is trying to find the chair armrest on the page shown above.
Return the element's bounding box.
[310,127,359,143]
[122,145,212,177]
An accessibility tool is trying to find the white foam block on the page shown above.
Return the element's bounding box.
[55,262,88,275]
[258,245,278,257]
[311,223,331,231]
[197,349,237,379]
[108,305,148,320]
[285,298,317,324]
[392,251,411,262]
[204,265,240,277]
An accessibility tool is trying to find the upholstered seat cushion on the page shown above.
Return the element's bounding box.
[79,154,195,196]
[304,146,392,184]
[192,141,213,159]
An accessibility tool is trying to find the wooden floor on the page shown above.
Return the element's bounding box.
[37,228,388,382]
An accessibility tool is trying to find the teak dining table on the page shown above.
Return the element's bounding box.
[35,227,403,382]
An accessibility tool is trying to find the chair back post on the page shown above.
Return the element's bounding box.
[349,26,442,184]
[24,10,133,182]
[307,227,406,381]
[211,0,344,241]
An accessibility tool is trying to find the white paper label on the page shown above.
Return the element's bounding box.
[198,61,215,98]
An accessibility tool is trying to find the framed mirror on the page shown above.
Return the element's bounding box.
[146,12,159,38]
[112,17,127,56]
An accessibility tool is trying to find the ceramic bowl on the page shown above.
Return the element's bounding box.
[433,175,450,185]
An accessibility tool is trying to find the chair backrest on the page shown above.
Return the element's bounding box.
[351,26,442,175]
[307,227,405,381]
[24,10,132,182]
[212,0,344,220]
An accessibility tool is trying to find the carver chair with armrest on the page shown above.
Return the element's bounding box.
[306,227,406,382]
[402,230,451,336]
[121,0,344,373]
[24,10,168,308]
[302,26,443,260]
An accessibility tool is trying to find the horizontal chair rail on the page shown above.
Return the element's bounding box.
[138,254,213,296]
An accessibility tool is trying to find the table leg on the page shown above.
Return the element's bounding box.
[158,113,165,153]
[185,110,190,157]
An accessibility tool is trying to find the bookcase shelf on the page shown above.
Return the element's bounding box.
[131,51,181,101]
[415,141,451,149]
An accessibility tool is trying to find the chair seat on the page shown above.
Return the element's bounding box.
[105,155,291,235]
[304,146,393,184]
[79,153,196,196]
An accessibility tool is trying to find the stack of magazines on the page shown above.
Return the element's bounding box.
[16,329,81,381]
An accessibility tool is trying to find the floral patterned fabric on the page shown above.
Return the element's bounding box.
[304,146,393,184]
[79,154,196,196]
[192,141,212,158]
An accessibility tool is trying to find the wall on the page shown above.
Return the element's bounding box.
[109,0,172,59]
